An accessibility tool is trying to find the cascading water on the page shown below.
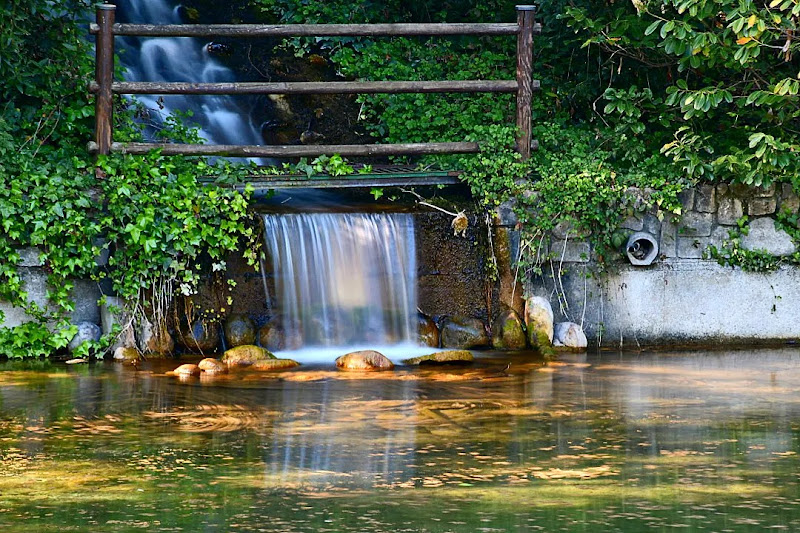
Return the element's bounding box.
[263,213,422,361]
[114,0,264,147]
[117,0,426,362]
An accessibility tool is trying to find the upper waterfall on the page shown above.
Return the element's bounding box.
[114,0,264,147]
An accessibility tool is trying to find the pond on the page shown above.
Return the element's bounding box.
[2,348,800,531]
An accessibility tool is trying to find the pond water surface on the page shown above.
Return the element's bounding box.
[2,348,800,532]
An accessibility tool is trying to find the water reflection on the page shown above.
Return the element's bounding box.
[2,348,800,531]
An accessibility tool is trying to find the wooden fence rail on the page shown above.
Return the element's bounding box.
[88,4,539,162]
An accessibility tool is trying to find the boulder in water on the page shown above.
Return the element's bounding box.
[224,314,256,347]
[258,321,285,351]
[179,320,220,354]
[68,321,102,354]
[251,359,301,371]
[113,346,141,363]
[417,312,440,348]
[222,345,276,366]
[138,318,174,356]
[491,309,527,350]
[440,316,489,349]
[403,350,474,365]
[553,322,588,350]
[173,364,201,376]
[336,350,394,371]
[524,296,554,348]
[198,357,227,374]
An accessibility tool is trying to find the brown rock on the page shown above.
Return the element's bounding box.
[173,364,200,376]
[491,309,527,350]
[250,359,301,371]
[224,314,256,347]
[417,312,440,348]
[335,350,394,371]
[198,358,227,374]
[222,344,276,366]
[403,350,474,365]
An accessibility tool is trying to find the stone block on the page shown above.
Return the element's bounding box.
[678,189,695,211]
[695,184,717,213]
[717,196,744,225]
[678,212,714,237]
[552,220,588,240]
[660,218,678,258]
[620,215,644,231]
[549,240,591,263]
[780,183,799,214]
[677,237,705,258]
[642,214,662,236]
[741,217,797,256]
[748,196,777,216]
[753,183,776,197]
[16,248,43,267]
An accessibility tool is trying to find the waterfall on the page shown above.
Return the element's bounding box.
[263,213,420,360]
[114,0,264,147]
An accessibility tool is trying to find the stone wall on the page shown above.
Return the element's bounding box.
[529,183,800,348]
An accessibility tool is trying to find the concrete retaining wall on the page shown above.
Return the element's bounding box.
[529,183,800,347]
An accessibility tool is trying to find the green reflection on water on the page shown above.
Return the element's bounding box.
[1,349,800,531]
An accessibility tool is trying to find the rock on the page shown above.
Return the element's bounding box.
[335,350,394,371]
[173,364,201,376]
[198,357,227,374]
[251,359,301,371]
[138,318,174,355]
[68,321,102,353]
[258,322,284,351]
[491,309,527,350]
[740,217,797,256]
[417,312,440,348]
[524,297,554,348]
[553,322,588,350]
[222,344,276,366]
[179,320,220,354]
[224,314,256,347]
[403,350,474,365]
[113,346,141,362]
[65,358,87,365]
[100,296,136,353]
[440,316,489,349]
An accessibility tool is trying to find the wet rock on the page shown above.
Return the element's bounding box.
[65,358,87,365]
[222,344,276,366]
[335,350,394,371]
[173,364,201,376]
[113,346,141,362]
[403,350,474,365]
[101,296,136,353]
[524,296,554,348]
[224,314,256,347]
[491,309,527,350]
[251,359,301,371]
[417,312,440,348]
[258,321,285,351]
[198,357,227,374]
[179,320,220,354]
[553,322,588,350]
[138,318,174,355]
[440,316,489,349]
[68,321,102,353]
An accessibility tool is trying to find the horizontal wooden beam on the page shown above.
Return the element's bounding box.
[224,173,463,189]
[89,79,530,95]
[88,141,481,157]
[90,22,520,37]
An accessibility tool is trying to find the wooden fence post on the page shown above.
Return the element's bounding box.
[94,4,115,157]
[515,5,536,160]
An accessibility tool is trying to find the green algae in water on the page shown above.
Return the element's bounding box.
[2,349,800,531]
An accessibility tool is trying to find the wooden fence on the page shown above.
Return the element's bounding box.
[88,4,540,163]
